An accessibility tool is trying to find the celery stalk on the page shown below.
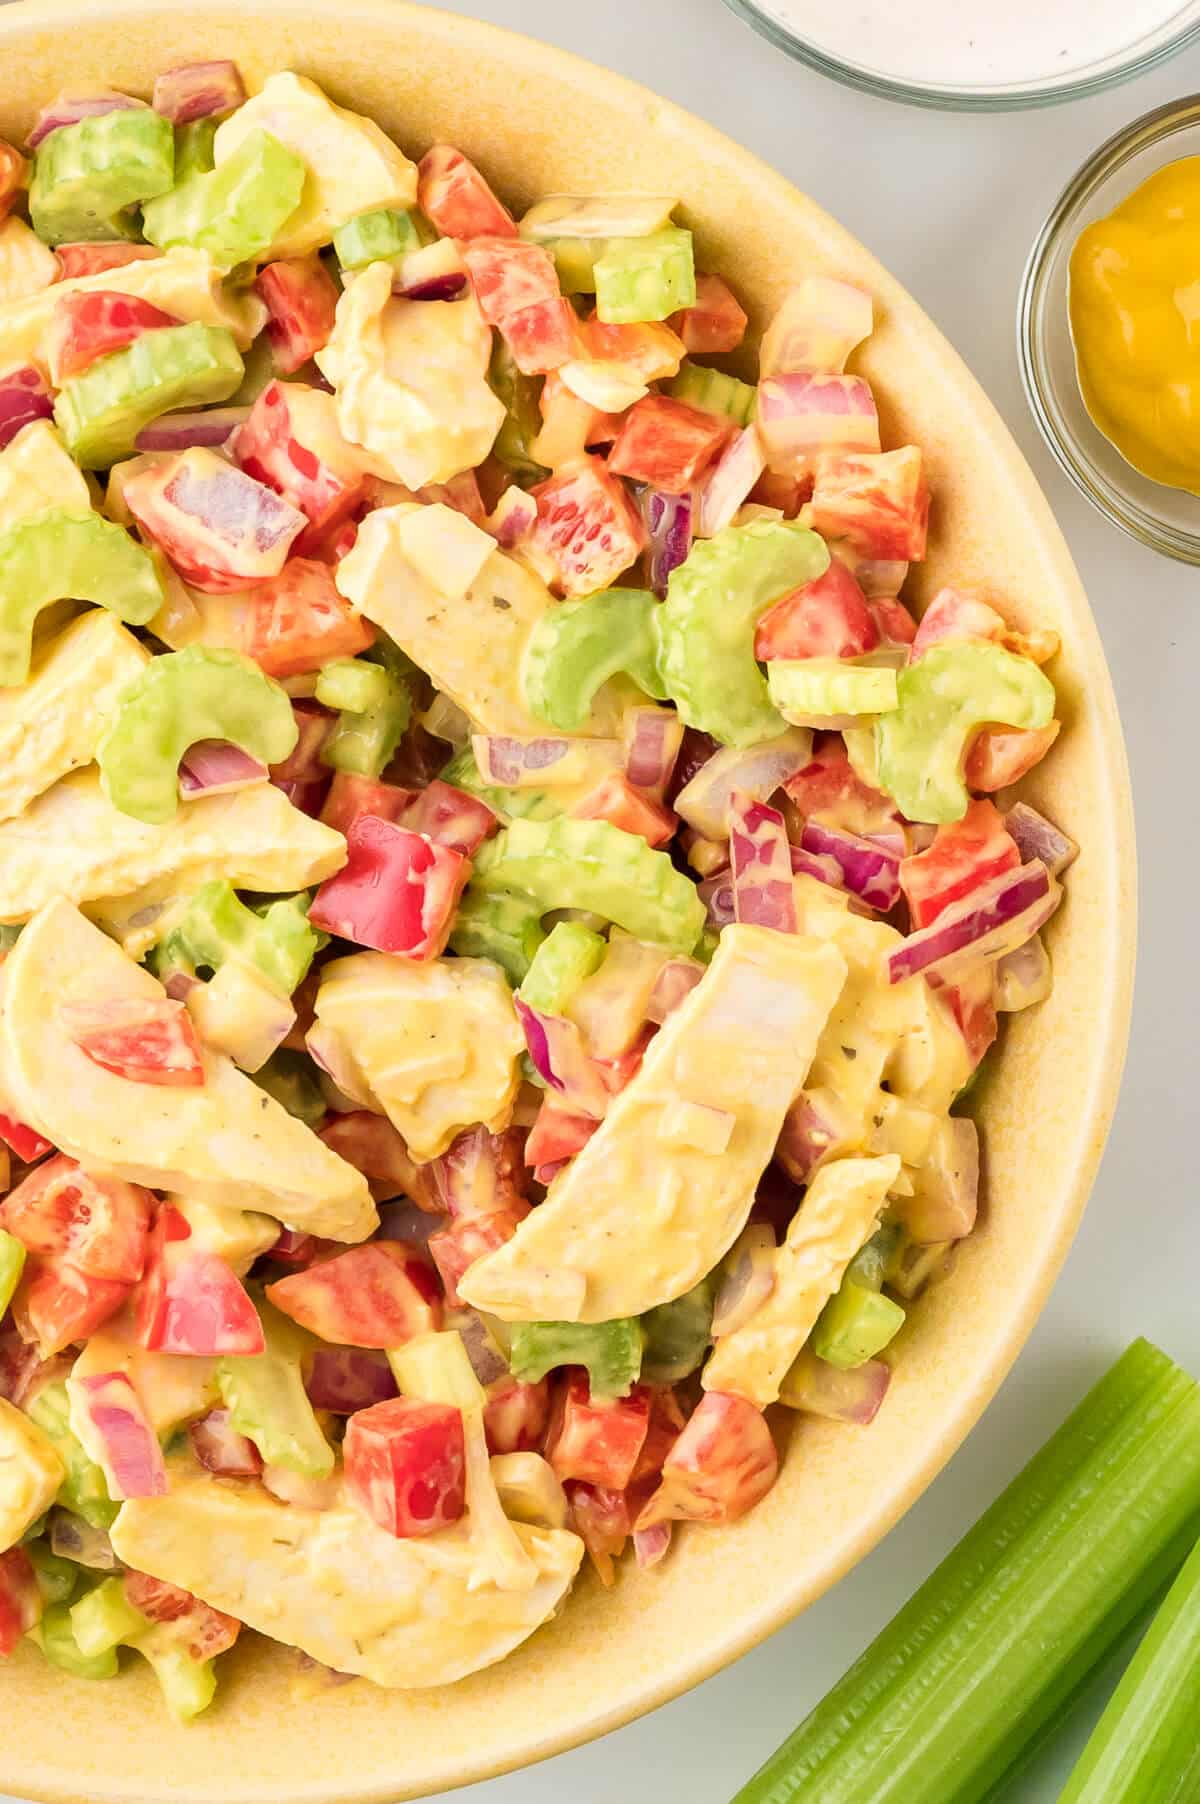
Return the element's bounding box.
[1059,1531,1200,1803]
[734,1339,1200,1804]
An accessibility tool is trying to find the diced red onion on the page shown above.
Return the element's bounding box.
[633,1522,672,1569]
[178,739,269,797]
[711,1222,777,1337]
[756,371,880,474]
[474,735,579,787]
[27,90,144,150]
[274,777,330,818]
[886,861,1061,986]
[782,1349,891,1424]
[444,1308,510,1386]
[1003,801,1078,877]
[623,706,684,802]
[696,425,765,538]
[647,957,705,1024]
[70,1371,167,1499]
[49,1511,118,1569]
[729,792,797,932]
[305,1023,379,1111]
[641,488,693,597]
[304,1348,398,1414]
[995,933,1052,1012]
[486,486,538,550]
[162,970,202,1002]
[675,728,812,840]
[188,1407,263,1477]
[271,701,334,787]
[775,1087,856,1184]
[514,997,611,1120]
[136,406,250,453]
[399,272,469,302]
[0,366,53,451]
[152,61,246,125]
[697,868,734,928]
[377,1200,442,1246]
[799,820,901,912]
[789,842,846,893]
[901,1116,979,1243]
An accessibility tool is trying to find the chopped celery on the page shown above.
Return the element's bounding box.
[847,1221,903,1291]
[174,118,217,182]
[25,1382,117,1531]
[0,1226,26,1316]
[216,1297,334,1478]
[640,1276,717,1384]
[252,1048,326,1127]
[811,1281,905,1369]
[55,321,244,468]
[489,340,549,482]
[670,361,757,426]
[388,1329,486,1411]
[1059,1531,1200,1803]
[518,919,606,1016]
[142,128,305,268]
[30,1603,119,1680]
[541,235,608,295]
[733,1338,1200,1804]
[70,1576,148,1658]
[26,1541,82,1607]
[593,227,696,324]
[159,879,320,998]
[30,108,174,245]
[317,657,411,779]
[447,886,548,985]
[509,1318,643,1398]
[136,1639,217,1722]
[334,207,426,269]
[520,587,667,732]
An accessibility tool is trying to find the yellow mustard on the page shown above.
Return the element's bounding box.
[1070,156,1200,494]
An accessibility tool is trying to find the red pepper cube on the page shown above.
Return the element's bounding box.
[234,379,368,552]
[545,1371,651,1490]
[669,273,748,356]
[1,1154,152,1282]
[11,1260,130,1358]
[754,558,878,663]
[899,798,1021,929]
[344,1396,467,1538]
[570,772,676,849]
[529,456,646,598]
[463,237,575,375]
[47,288,182,385]
[320,770,417,838]
[810,446,930,562]
[266,1241,441,1349]
[65,997,205,1088]
[417,145,517,240]
[483,1374,551,1455]
[133,1205,265,1357]
[635,1390,778,1529]
[405,779,498,856]
[255,256,339,376]
[122,1569,241,1660]
[427,1207,528,1309]
[309,816,470,959]
[238,558,374,681]
[0,1548,42,1656]
[607,394,731,496]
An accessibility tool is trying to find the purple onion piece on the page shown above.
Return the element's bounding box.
[444,1307,510,1385]
[788,843,846,893]
[399,272,469,302]
[800,819,901,912]
[728,794,797,932]
[49,1510,119,1569]
[152,60,246,125]
[641,488,693,598]
[646,957,705,1024]
[178,740,268,796]
[475,735,571,787]
[136,405,250,453]
[1003,801,1078,877]
[995,933,1052,1012]
[674,730,811,840]
[0,367,54,451]
[633,1522,673,1569]
[376,1200,442,1246]
[514,996,610,1119]
[624,706,683,798]
[782,1350,891,1424]
[304,1348,397,1414]
[887,861,1060,986]
[697,868,735,928]
[775,1088,855,1185]
[26,90,144,149]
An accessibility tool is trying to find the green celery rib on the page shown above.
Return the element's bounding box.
[1059,1530,1200,1803]
[733,1339,1200,1804]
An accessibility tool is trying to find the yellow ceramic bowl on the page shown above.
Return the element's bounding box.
[0,4,1135,1801]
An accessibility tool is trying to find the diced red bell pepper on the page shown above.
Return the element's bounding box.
[0,140,26,224]
[566,1480,631,1587]
[939,963,999,1071]
[810,447,929,562]
[318,1111,442,1210]
[134,1205,265,1357]
[781,734,898,838]
[899,799,1021,929]
[427,1207,528,1308]
[0,1548,42,1656]
[123,1569,241,1660]
[320,771,417,838]
[124,447,306,593]
[309,816,469,959]
[545,1371,651,1490]
[11,1258,130,1358]
[524,1096,597,1176]
[631,1386,689,1491]
[1,1154,152,1282]
[267,1227,323,1268]
[607,394,730,496]
[417,145,517,240]
[0,366,54,450]
[238,557,374,680]
[462,237,576,375]
[529,456,646,598]
[64,996,205,1088]
[579,315,686,382]
[53,243,161,280]
[234,380,368,553]
[344,1395,466,1538]
[912,587,1060,667]
[569,771,676,849]
[634,1390,778,1529]
[753,557,878,661]
[255,256,340,377]
[430,1125,528,1221]
[0,1114,52,1164]
[266,1242,441,1349]
[405,778,499,856]
[669,272,748,355]
[965,721,1061,793]
[188,1406,263,1477]
[870,594,919,647]
[484,1373,551,1455]
[46,289,181,385]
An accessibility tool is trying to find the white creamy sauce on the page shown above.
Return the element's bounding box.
[757,0,1200,89]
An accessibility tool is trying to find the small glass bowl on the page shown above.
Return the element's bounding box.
[722,0,1200,111]
[1019,95,1200,564]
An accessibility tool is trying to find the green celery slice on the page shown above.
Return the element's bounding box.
[1059,1530,1200,1803]
[733,1338,1200,1804]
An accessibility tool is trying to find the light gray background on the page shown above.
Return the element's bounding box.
[4,3,1196,1800]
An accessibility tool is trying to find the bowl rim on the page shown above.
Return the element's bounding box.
[0,3,1138,1798]
[722,0,1200,112]
[1018,92,1200,563]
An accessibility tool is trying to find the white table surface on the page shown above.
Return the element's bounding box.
[5,4,1197,1800]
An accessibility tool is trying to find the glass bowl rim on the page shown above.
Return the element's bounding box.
[721,0,1200,110]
